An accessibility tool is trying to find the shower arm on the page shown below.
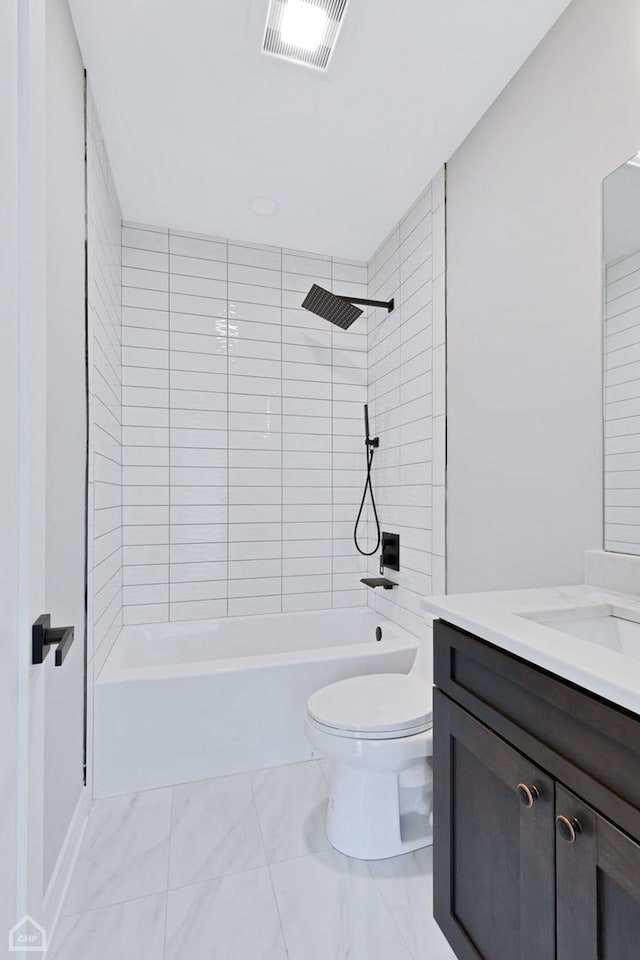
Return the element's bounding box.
[333,295,395,313]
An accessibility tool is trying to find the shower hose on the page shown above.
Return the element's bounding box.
[354,443,381,557]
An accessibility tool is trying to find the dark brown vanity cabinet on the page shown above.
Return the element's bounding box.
[434,691,556,960]
[555,785,640,960]
[433,620,640,960]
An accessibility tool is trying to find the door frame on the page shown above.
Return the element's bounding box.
[1,0,24,947]
[15,0,49,932]
[5,0,89,946]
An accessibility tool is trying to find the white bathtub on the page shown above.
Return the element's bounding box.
[94,607,417,797]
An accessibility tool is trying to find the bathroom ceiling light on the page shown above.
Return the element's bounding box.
[249,196,280,216]
[280,2,327,52]
[263,0,350,71]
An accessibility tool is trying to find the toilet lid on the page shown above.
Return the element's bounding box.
[307,674,432,737]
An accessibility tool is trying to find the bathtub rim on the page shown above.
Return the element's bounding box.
[97,606,419,685]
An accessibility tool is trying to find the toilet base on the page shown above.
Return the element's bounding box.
[325,759,433,860]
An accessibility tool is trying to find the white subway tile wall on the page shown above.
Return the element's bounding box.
[366,171,446,636]
[120,227,370,622]
[605,248,640,554]
[86,87,123,785]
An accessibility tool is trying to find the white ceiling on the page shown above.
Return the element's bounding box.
[69,0,571,261]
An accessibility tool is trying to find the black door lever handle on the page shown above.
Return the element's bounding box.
[32,614,75,666]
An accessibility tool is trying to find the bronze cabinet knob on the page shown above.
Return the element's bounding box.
[556,815,582,843]
[517,783,540,808]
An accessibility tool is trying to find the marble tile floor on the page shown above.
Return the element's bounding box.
[48,759,456,960]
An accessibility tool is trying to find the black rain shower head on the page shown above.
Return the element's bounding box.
[301,284,395,330]
[302,284,362,329]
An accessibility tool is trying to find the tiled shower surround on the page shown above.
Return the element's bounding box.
[366,173,446,637]
[86,86,123,790]
[117,171,445,629]
[120,229,370,623]
[86,89,123,676]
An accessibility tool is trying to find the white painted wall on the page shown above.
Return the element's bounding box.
[446,0,640,593]
[604,162,640,264]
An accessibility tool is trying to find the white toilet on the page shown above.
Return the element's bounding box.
[305,619,434,860]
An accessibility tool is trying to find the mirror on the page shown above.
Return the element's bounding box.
[603,153,640,554]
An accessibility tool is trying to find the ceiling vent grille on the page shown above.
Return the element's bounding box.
[263,0,350,71]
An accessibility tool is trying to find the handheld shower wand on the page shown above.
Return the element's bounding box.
[354,404,381,556]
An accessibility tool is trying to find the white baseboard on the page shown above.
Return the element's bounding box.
[42,786,90,940]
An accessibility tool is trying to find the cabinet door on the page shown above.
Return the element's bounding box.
[434,690,556,960]
[556,785,640,960]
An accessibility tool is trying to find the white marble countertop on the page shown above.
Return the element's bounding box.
[423,583,640,716]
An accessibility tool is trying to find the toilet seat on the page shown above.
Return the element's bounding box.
[307,674,432,740]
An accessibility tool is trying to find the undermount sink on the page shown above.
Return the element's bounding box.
[520,604,640,659]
